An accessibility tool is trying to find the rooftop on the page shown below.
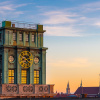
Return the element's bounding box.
[0,21,39,29]
[74,87,99,94]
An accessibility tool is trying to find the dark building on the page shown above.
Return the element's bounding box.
[74,87,99,97]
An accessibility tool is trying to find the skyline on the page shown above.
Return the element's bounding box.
[0,0,100,93]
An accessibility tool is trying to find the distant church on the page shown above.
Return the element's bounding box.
[74,80,99,97]
[66,81,70,94]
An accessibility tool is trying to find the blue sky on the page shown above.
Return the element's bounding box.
[1,0,100,93]
[1,0,100,37]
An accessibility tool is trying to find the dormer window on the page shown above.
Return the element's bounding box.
[13,33,16,41]
[19,33,23,41]
[26,34,29,42]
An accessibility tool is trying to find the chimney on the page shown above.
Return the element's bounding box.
[12,24,15,27]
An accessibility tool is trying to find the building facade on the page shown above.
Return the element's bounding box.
[0,21,54,98]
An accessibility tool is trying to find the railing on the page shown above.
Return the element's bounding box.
[11,21,37,29]
[0,21,38,29]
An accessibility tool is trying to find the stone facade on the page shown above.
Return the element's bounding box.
[0,84,54,96]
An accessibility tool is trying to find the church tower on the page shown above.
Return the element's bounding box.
[66,81,70,94]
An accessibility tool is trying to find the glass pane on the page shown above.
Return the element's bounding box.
[34,71,39,84]
[9,70,11,76]
[11,70,14,76]
[8,70,14,83]
[32,34,34,41]
[34,71,36,73]
[21,70,27,84]
[13,33,16,40]
[11,77,14,83]
[9,77,11,82]
[37,71,39,74]
[37,74,39,77]
[34,74,36,77]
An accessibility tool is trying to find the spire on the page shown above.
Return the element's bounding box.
[67,81,69,88]
[80,79,83,87]
[66,81,70,94]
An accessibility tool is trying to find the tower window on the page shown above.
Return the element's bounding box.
[34,70,39,84]
[21,70,27,84]
[26,34,29,42]
[32,34,34,42]
[13,33,16,41]
[8,69,14,84]
[19,33,23,41]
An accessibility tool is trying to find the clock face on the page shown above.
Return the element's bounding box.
[19,51,33,68]
[34,57,39,64]
[9,56,14,63]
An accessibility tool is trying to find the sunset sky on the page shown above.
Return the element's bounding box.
[1,0,100,93]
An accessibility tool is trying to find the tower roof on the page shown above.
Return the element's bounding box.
[80,80,83,87]
[67,81,69,88]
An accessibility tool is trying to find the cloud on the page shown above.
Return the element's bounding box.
[0,1,30,19]
[82,1,100,8]
[41,10,83,36]
[44,26,82,36]
[78,1,100,12]
[42,11,77,24]
[94,22,100,27]
[0,5,14,11]
[39,1,100,36]
[47,58,91,68]
[14,4,28,8]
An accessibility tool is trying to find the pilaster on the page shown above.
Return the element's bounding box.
[17,31,19,45]
[30,50,34,84]
[17,49,21,84]
[23,32,25,46]
[2,48,8,83]
[42,50,46,84]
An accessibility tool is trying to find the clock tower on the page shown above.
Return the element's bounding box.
[0,21,54,98]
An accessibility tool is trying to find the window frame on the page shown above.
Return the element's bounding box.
[32,34,35,42]
[21,69,27,84]
[8,69,14,84]
[26,34,29,42]
[19,33,23,41]
[13,33,16,41]
[34,70,39,84]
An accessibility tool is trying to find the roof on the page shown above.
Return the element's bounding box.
[55,93,77,98]
[74,87,99,94]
